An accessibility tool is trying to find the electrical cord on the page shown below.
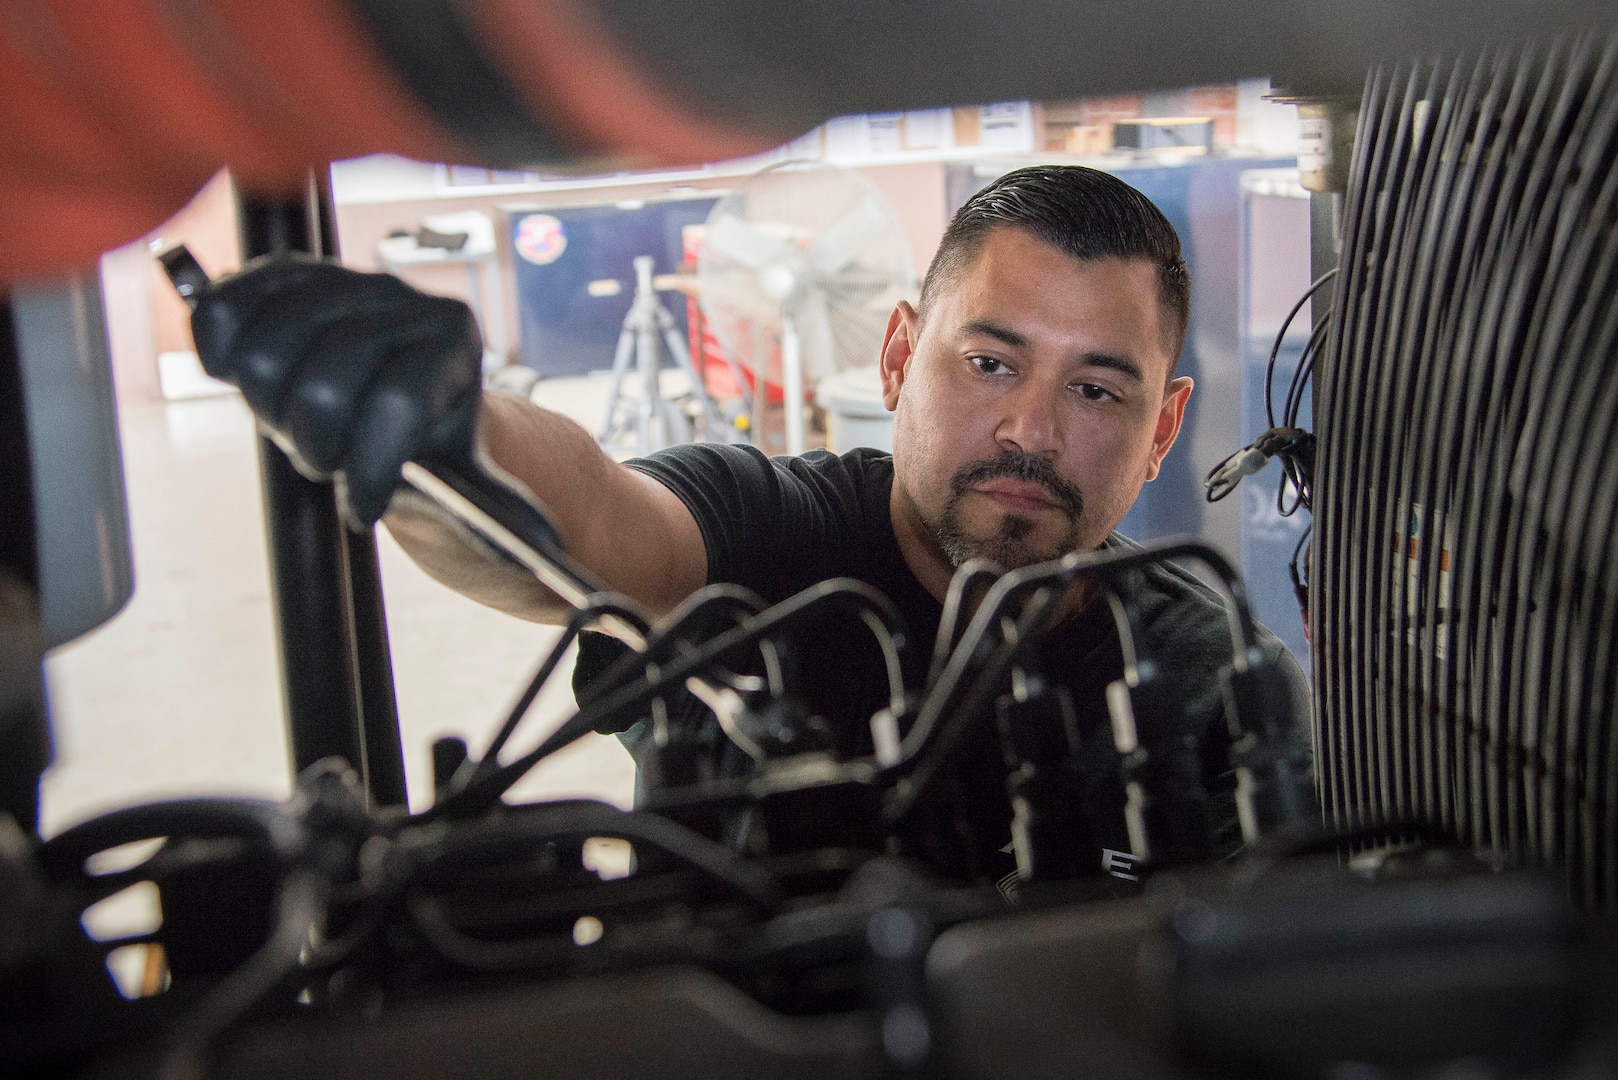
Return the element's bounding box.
[424,578,912,823]
[1205,427,1311,506]
[1284,312,1330,430]
[926,558,1007,690]
[886,539,1261,822]
[886,586,1059,823]
[477,594,649,771]
[1289,524,1313,625]
[1206,269,1336,511]
[392,800,783,914]
[1101,582,1143,674]
[1267,268,1338,430]
[1277,312,1331,515]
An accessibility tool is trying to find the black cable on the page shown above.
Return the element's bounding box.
[886,587,1059,823]
[1208,290,1333,512]
[393,800,783,912]
[927,558,1006,690]
[1352,55,1443,835]
[1283,311,1331,430]
[1413,47,1528,838]
[1319,60,1393,833]
[479,595,649,768]
[889,539,1259,799]
[39,798,306,875]
[1316,34,1618,907]
[424,578,912,823]
[1266,268,1338,429]
[1439,45,1572,856]
[1101,582,1143,675]
[1289,524,1313,618]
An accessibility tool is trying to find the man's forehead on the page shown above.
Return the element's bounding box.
[923,230,1176,374]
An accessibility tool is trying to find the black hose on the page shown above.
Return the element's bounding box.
[393,800,782,912]
[479,595,649,767]
[425,578,912,822]
[885,539,1258,820]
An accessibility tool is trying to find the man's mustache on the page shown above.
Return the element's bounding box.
[949,452,1084,519]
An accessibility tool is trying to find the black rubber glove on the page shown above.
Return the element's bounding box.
[189,255,484,528]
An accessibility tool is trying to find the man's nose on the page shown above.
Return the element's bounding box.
[995,379,1064,458]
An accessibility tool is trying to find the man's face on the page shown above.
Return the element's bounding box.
[881,227,1192,578]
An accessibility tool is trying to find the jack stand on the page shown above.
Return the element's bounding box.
[599,257,743,456]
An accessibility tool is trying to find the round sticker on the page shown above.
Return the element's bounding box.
[515,214,567,265]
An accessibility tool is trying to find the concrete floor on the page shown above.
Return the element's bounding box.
[39,376,638,836]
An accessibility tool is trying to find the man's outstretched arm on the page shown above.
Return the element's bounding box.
[188,256,706,624]
[384,391,706,623]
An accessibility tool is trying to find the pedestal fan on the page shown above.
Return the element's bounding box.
[696,161,915,455]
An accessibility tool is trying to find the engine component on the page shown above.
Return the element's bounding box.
[1315,33,1618,910]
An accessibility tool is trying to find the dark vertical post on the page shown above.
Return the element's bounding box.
[311,172,408,809]
[0,295,50,835]
[253,433,366,776]
[240,179,406,808]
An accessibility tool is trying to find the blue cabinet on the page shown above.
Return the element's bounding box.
[508,196,719,378]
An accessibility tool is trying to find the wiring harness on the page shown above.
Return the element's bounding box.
[1204,268,1337,618]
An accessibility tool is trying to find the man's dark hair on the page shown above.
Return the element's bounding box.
[919,165,1191,364]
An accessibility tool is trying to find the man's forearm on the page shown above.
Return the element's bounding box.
[382,391,612,624]
[382,485,575,623]
[476,390,624,562]
[382,390,706,622]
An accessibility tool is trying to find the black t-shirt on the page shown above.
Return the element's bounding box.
[574,444,1312,883]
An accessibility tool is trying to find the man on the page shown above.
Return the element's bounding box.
[192,165,1310,884]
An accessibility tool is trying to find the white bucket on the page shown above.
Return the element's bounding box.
[816,367,894,453]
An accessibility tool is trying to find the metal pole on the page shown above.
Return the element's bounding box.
[342,526,407,807]
[0,293,50,835]
[781,318,806,455]
[311,172,408,809]
[633,257,664,452]
[239,181,406,808]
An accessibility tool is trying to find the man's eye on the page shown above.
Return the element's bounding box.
[970,355,1006,375]
[1075,383,1116,402]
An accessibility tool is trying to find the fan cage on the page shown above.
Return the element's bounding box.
[1313,34,1618,910]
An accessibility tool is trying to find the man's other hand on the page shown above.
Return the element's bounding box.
[190,256,484,528]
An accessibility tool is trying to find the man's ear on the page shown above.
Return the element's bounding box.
[878,301,918,411]
[1145,375,1194,481]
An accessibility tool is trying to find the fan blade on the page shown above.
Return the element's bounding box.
[706,215,796,271]
[806,198,890,275]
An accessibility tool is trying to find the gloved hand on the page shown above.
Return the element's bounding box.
[189,255,484,528]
